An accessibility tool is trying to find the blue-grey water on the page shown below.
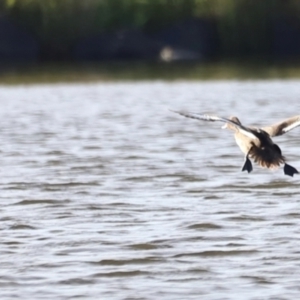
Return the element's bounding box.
[0,81,300,300]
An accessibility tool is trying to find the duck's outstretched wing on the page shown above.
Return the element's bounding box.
[170,110,228,123]
[262,115,300,137]
[170,110,257,139]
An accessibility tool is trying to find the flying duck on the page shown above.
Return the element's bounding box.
[171,110,300,176]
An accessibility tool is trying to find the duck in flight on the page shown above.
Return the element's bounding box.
[171,110,300,177]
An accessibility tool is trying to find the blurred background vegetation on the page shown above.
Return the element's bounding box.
[2,0,300,59]
[2,0,300,83]
[3,0,217,48]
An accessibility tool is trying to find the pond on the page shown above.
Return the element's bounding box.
[0,80,300,299]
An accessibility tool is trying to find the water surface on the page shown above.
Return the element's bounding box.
[0,81,300,299]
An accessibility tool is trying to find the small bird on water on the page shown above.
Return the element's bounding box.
[171,110,300,177]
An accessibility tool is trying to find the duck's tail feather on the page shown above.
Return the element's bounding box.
[250,146,285,169]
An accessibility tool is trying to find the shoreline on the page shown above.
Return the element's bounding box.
[2,61,300,84]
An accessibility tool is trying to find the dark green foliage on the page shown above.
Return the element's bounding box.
[3,0,300,58]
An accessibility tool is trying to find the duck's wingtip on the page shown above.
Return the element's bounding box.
[169,109,181,114]
[169,109,188,117]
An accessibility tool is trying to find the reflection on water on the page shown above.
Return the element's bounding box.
[0,81,300,299]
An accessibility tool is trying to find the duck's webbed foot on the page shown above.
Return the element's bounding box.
[241,156,253,173]
[284,163,299,177]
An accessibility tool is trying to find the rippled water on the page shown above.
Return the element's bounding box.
[1,81,300,299]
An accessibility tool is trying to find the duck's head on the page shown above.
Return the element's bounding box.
[222,116,241,131]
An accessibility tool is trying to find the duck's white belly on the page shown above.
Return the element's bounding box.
[234,132,258,155]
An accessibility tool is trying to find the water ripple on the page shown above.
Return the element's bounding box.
[0,81,300,299]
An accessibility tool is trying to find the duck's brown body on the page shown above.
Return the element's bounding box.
[228,117,285,170]
[234,131,284,169]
